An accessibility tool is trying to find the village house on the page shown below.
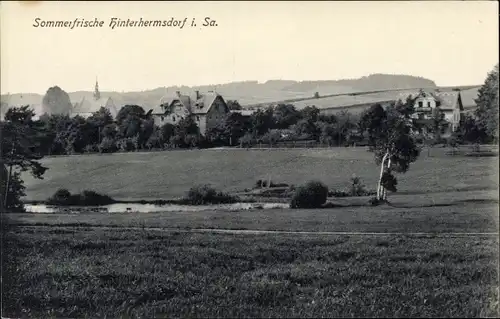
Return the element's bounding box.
[399,89,465,136]
[151,90,230,135]
[72,80,118,119]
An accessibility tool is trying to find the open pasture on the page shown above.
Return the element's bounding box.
[2,225,498,318]
[22,147,498,202]
[7,146,499,318]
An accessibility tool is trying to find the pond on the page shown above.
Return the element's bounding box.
[24,202,290,214]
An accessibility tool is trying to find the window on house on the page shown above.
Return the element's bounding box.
[161,116,164,122]
[173,116,176,122]
[196,116,200,121]
[418,101,423,108]
[427,102,431,108]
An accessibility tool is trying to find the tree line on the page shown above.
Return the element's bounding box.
[3,85,498,158]
[8,103,365,157]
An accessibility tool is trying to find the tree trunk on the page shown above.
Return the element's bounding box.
[382,158,392,201]
[0,164,8,211]
[4,164,12,208]
[377,152,390,200]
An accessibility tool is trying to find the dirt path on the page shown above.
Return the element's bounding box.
[17,224,500,237]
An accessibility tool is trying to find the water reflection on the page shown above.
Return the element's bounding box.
[24,202,290,214]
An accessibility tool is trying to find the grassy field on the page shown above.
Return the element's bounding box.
[22,147,498,202]
[2,225,498,318]
[8,191,499,234]
[7,145,498,317]
[290,87,480,111]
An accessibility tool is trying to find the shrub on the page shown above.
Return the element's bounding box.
[84,144,98,154]
[239,133,255,147]
[48,188,72,205]
[271,182,290,188]
[349,175,367,197]
[290,180,328,209]
[79,190,115,206]
[184,184,239,205]
[98,137,117,153]
[260,130,282,145]
[381,171,398,193]
[328,190,350,197]
[255,179,290,189]
[116,138,135,152]
[47,189,115,206]
[327,176,375,198]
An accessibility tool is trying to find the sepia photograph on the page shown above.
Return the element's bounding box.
[1,1,499,318]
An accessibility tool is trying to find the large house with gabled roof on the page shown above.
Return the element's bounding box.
[151,90,230,135]
[398,89,465,136]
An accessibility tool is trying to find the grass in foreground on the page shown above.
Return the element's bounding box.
[3,225,498,318]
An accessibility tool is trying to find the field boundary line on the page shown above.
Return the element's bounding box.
[17,224,500,237]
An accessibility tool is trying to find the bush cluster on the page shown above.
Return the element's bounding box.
[255,179,290,189]
[47,189,115,206]
[184,184,239,205]
[290,181,328,209]
[381,172,398,192]
[326,176,375,198]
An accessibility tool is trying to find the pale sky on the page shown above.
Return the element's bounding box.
[1,1,498,94]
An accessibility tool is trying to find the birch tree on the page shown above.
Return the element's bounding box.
[360,103,420,202]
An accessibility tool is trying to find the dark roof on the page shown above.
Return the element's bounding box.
[190,92,222,114]
[432,91,463,111]
[155,91,226,115]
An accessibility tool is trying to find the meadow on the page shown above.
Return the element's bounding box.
[5,146,498,318]
[2,225,498,318]
[22,146,498,202]
[8,191,499,234]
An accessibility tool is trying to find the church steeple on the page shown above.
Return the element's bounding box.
[93,77,101,100]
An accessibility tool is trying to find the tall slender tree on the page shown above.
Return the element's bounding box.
[475,63,499,143]
[1,106,48,211]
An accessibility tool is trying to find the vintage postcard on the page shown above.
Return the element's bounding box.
[1,1,499,318]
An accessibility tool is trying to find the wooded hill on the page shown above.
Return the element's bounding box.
[1,73,479,117]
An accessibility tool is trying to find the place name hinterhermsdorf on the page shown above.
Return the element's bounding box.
[32,17,218,30]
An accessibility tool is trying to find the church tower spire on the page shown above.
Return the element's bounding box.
[93,77,101,100]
